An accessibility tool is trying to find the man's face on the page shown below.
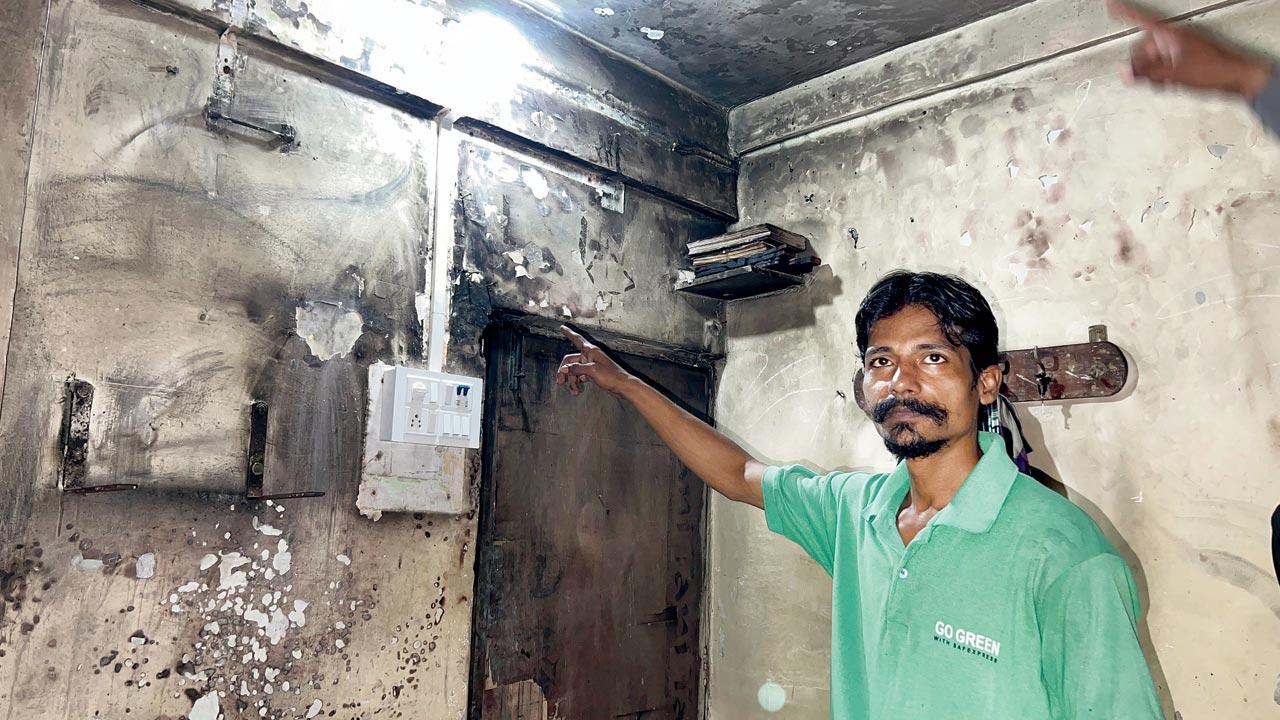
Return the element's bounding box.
[860,304,1000,459]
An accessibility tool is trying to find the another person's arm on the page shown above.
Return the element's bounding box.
[1108,0,1277,134]
[555,325,767,508]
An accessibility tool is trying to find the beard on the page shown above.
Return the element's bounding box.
[871,396,950,460]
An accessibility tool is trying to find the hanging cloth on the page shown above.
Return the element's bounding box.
[980,393,1033,474]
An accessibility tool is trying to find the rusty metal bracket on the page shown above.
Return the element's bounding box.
[253,490,327,501]
[244,399,269,499]
[59,377,136,494]
[1000,328,1129,403]
[59,377,93,490]
[204,28,299,152]
[244,400,324,501]
[205,108,299,150]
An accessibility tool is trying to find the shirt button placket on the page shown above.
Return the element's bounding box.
[879,550,915,656]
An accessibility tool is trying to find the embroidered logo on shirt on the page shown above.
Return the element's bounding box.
[933,620,1001,664]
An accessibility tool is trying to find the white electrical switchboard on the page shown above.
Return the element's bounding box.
[377,366,482,449]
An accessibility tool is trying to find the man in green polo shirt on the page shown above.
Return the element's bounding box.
[555,270,1162,719]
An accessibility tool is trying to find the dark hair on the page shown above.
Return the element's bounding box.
[855,270,999,379]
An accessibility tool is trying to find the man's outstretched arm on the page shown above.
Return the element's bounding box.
[555,325,766,508]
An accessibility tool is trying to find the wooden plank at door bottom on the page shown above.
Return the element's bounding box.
[482,678,551,720]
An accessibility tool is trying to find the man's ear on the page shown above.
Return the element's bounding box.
[854,368,870,414]
[977,364,1002,405]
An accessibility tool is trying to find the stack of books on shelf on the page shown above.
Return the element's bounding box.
[685,224,819,279]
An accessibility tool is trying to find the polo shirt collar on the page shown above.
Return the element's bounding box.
[863,431,1019,535]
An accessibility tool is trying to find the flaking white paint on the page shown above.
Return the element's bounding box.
[711,1,1280,718]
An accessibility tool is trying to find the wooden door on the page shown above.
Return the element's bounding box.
[470,322,709,720]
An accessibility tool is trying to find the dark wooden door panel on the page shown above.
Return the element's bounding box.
[472,325,707,720]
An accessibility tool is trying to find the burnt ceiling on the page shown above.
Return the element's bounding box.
[517,0,1035,107]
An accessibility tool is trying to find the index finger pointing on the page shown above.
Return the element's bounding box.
[559,324,590,352]
[1107,0,1164,31]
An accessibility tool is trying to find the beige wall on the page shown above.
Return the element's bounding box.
[707,0,1280,717]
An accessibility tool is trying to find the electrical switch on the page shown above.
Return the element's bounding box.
[375,366,483,449]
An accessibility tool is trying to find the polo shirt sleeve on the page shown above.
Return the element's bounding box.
[1037,554,1163,720]
[761,465,854,575]
[1254,69,1280,137]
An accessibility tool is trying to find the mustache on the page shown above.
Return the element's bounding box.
[871,396,948,425]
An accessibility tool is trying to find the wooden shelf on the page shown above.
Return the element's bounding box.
[675,265,806,301]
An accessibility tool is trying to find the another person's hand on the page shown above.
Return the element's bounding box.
[555,325,634,398]
[1108,0,1272,100]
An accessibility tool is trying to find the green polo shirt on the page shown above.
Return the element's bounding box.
[761,431,1161,720]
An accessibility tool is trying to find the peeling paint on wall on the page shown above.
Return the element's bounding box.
[3,1,732,716]
[457,135,724,349]
[294,302,365,361]
[713,2,1280,719]
[0,1,478,716]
